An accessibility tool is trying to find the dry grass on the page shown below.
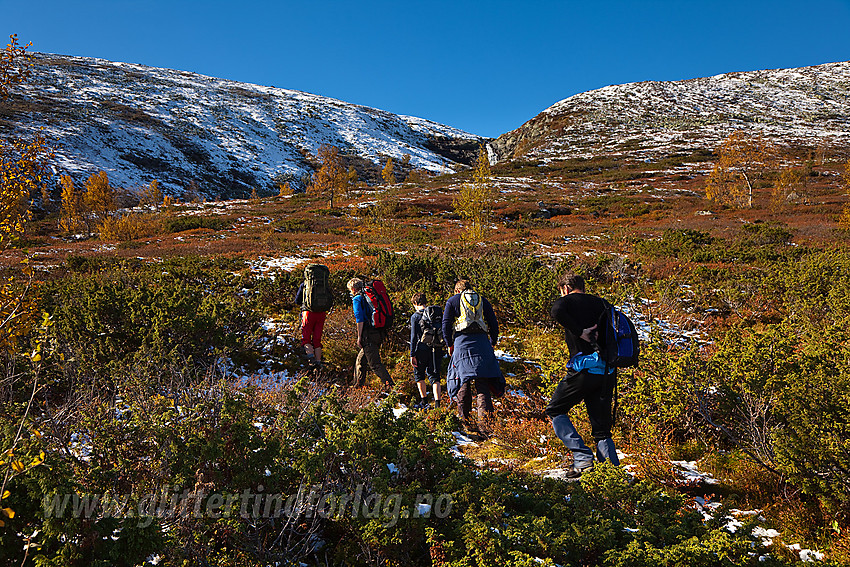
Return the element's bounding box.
[487,416,562,461]
[622,425,693,488]
[6,148,846,272]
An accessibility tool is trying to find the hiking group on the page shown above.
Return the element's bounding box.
[295,264,638,477]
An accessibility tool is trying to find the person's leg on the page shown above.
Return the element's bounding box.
[362,330,394,386]
[585,373,619,465]
[413,363,428,407]
[430,347,443,407]
[353,347,368,387]
[312,312,327,364]
[551,414,594,469]
[301,311,314,359]
[456,380,472,425]
[416,378,428,399]
[474,377,494,433]
[546,371,594,469]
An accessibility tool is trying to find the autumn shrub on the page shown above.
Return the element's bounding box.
[771,334,850,518]
[36,256,262,395]
[635,225,799,266]
[487,416,562,461]
[635,228,715,261]
[513,327,570,395]
[317,307,359,371]
[779,247,850,331]
[272,217,310,233]
[701,450,786,509]
[97,211,164,241]
[163,214,230,233]
[2,326,808,567]
[372,247,566,325]
[617,331,707,444]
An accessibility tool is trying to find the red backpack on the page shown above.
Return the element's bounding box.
[362,279,393,329]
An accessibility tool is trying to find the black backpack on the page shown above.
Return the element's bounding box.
[303,264,333,313]
[597,300,639,369]
[418,305,445,348]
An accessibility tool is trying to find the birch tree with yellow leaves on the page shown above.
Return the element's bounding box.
[0,34,50,533]
[454,144,495,240]
[310,144,349,209]
[705,130,773,208]
[1,35,51,349]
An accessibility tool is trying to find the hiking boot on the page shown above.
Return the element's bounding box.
[563,463,594,479]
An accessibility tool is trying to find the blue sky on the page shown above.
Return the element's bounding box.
[4,0,850,138]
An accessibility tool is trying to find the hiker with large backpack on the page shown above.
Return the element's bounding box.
[545,273,639,479]
[442,279,505,438]
[294,263,334,367]
[409,292,444,410]
[347,276,395,388]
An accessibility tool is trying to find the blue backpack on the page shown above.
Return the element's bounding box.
[597,300,640,369]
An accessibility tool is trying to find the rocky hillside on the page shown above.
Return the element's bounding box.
[489,61,850,164]
[0,53,483,198]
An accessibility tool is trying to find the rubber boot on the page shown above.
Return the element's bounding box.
[313,347,322,367]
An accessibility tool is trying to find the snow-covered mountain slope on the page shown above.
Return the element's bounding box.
[489,61,850,163]
[1,53,483,198]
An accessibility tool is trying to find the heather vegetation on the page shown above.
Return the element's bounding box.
[3,36,850,567]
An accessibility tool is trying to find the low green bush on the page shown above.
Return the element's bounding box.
[373,247,566,325]
[164,215,230,233]
[37,256,261,395]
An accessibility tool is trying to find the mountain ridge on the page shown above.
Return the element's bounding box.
[1,52,483,199]
[5,54,850,200]
[489,60,850,164]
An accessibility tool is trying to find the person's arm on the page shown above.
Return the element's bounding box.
[294,282,304,306]
[356,321,365,349]
[352,294,367,348]
[484,298,499,346]
[442,296,456,355]
[410,313,419,364]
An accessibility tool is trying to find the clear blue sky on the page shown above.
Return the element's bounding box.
[4,0,850,138]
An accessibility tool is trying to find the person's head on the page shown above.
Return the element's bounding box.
[411,292,427,307]
[558,273,585,295]
[347,277,364,295]
[454,279,472,294]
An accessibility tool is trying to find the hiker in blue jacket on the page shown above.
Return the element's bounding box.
[409,292,443,410]
[442,279,504,436]
[347,277,394,388]
[546,273,619,479]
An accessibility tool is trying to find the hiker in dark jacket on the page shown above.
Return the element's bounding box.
[409,292,443,410]
[442,280,504,435]
[546,273,619,479]
[294,263,332,367]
